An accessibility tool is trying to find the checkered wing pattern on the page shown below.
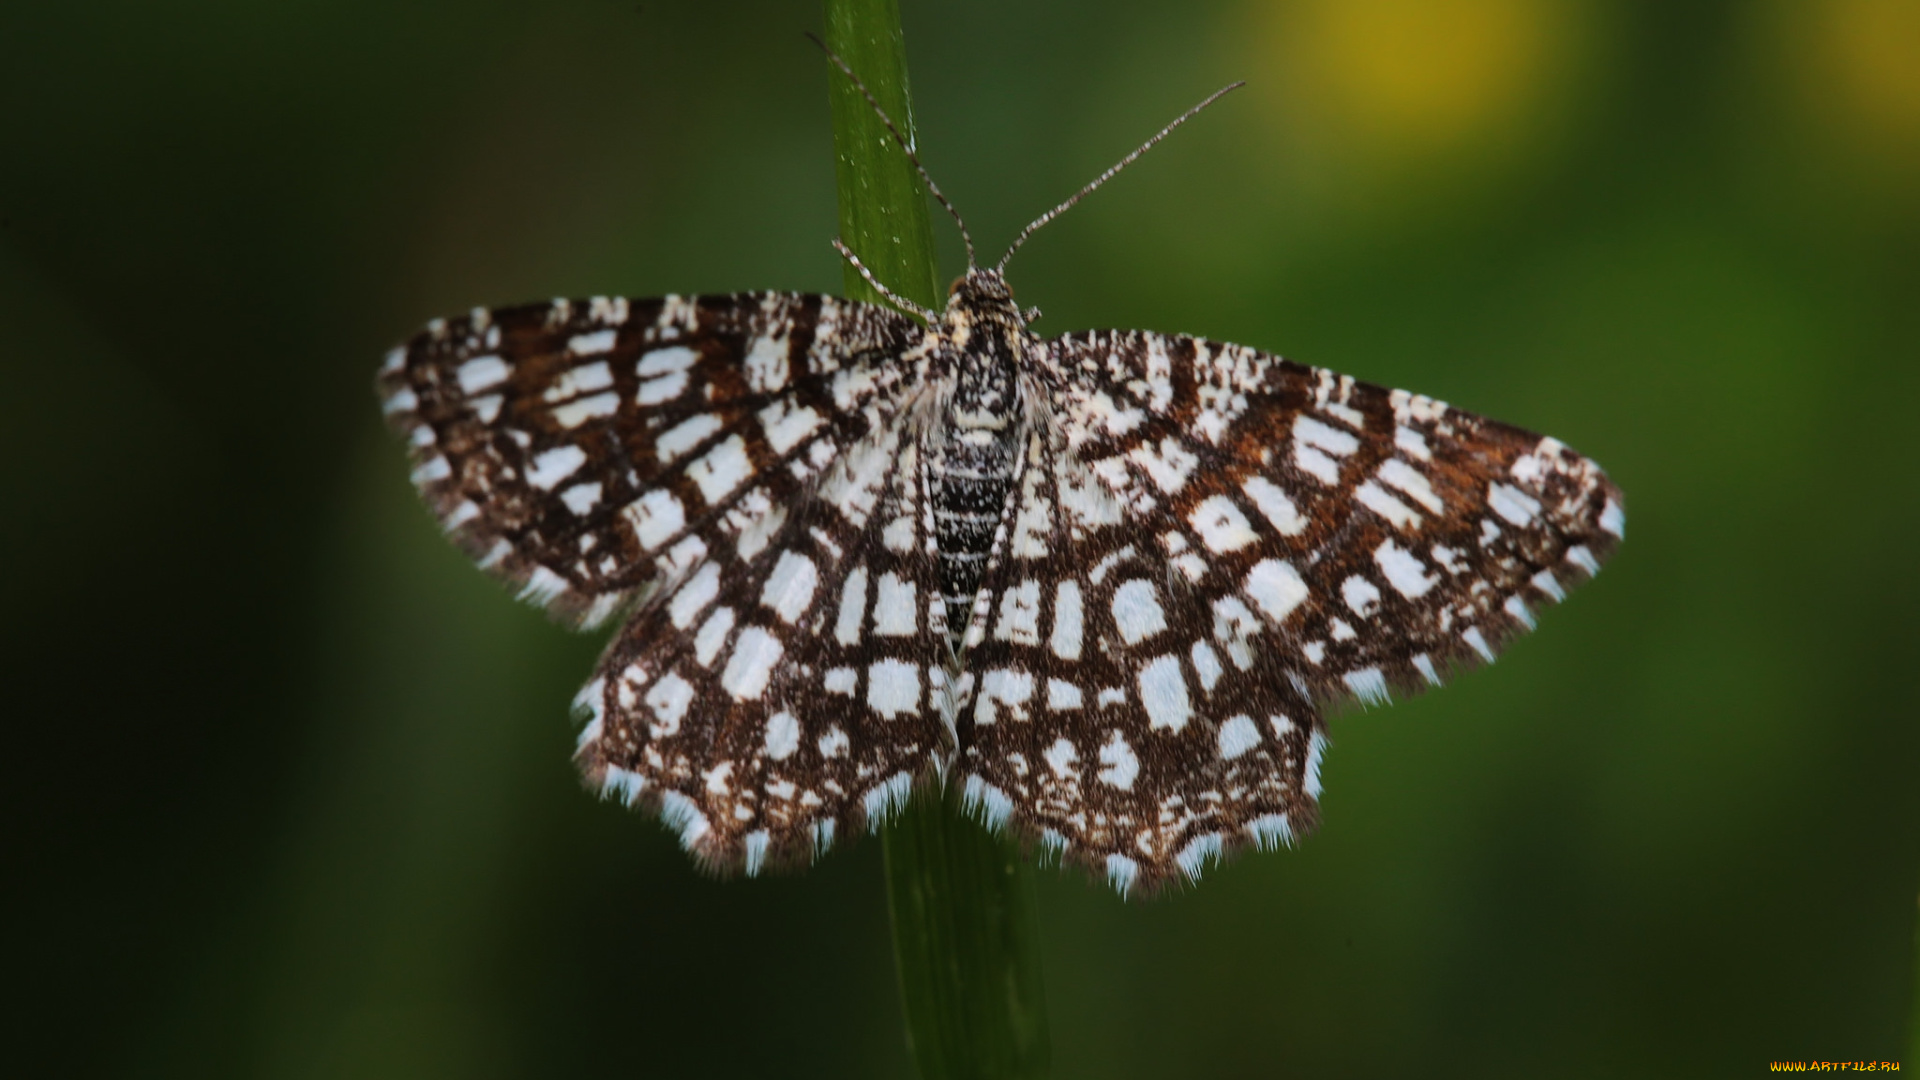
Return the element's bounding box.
[378,293,921,629]
[380,293,960,872]
[575,413,955,874]
[956,330,1623,893]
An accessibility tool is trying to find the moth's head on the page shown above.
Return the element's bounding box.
[948,268,1014,310]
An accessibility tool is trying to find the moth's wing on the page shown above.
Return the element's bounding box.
[957,330,1622,893]
[574,412,954,874]
[378,293,923,629]
[956,424,1324,896]
[381,292,952,871]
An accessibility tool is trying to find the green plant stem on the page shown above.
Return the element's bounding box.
[820,2,1051,1077]
[821,0,942,314]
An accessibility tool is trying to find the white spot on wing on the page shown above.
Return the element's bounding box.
[974,669,1035,726]
[743,334,790,393]
[645,672,694,737]
[1050,581,1084,660]
[1294,443,1341,485]
[818,725,850,758]
[687,435,752,505]
[1241,476,1307,535]
[994,579,1042,644]
[656,413,723,462]
[1355,480,1423,530]
[1043,737,1078,779]
[1217,714,1260,760]
[1187,494,1257,553]
[637,370,689,405]
[1295,415,1359,456]
[1046,679,1083,710]
[1137,654,1193,732]
[457,355,509,395]
[637,345,698,376]
[1341,574,1381,617]
[823,667,856,695]
[1109,579,1168,645]
[693,607,735,667]
[1127,437,1200,493]
[560,481,602,515]
[624,489,685,550]
[1190,640,1223,691]
[668,562,721,628]
[526,445,587,490]
[1244,559,1310,624]
[764,710,800,760]
[1487,482,1541,526]
[1373,539,1437,599]
[719,626,783,701]
[1097,730,1139,789]
[835,566,868,645]
[545,360,614,402]
[568,329,616,355]
[410,456,451,484]
[872,572,916,636]
[759,550,819,624]
[866,659,920,718]
[756,399,823,455]
[1376,458,1444,513]
[552,391,619,428]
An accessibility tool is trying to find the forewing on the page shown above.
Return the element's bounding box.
[377,293,923,629]
[958,329,1622,892]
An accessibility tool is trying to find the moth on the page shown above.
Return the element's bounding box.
[377,64,1621,895]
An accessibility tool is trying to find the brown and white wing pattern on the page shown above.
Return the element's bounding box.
[377,292,923,629]
[576,412,954,874]
[379,292,948,871]
[956,329,1623,893]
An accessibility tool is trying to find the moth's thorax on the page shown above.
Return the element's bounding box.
[929,270,1030,649]
[937,270,1028,432]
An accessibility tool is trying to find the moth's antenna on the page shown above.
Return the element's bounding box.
[832,238,938,323]
[807,32,977,270]
[995,81,1245,275]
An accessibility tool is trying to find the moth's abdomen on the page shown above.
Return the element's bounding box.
[930,426,1019,651]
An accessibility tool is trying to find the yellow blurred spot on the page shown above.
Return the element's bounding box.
[1799,0,1920,144]
[1252,0,1574,165]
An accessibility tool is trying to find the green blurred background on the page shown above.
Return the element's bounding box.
[5,0,1917,1076]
